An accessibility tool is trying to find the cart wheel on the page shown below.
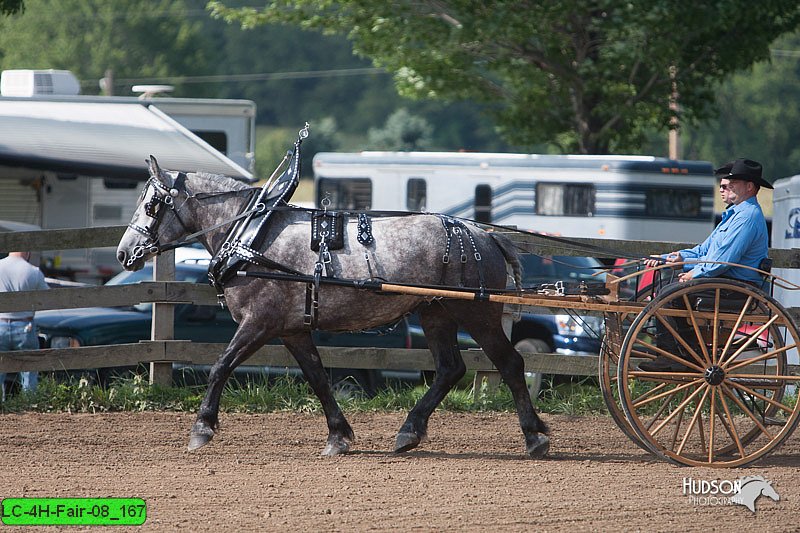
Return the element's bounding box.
[599,286,655,451]
[618,278,800,467]
[599,311,651,451]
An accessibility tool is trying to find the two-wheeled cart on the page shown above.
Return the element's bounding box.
[351,269,800,468]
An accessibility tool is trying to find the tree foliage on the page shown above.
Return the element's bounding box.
[209,0,800,154]
[681,32,800,181]
[0,0,23,15]
[0,0,215,96]
[367,108,433,150]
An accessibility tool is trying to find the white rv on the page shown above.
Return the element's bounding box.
[313,151,716,243]
[0,70,256,281]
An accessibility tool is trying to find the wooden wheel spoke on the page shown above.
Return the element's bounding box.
[707,388,717,463]
[725,379,794,415]
[630,348,657,360]
[632,379,702,408]
[716,391,746,458]
[676,386,710,455]
[721,315,780,366]
[654,314,706,370]
[682,294,711,365]
[646,389,684,432]
[718,296,753,363]
[720,384,774,440]
[724,373,800,382]
[630,382,669,405]
[725,342,798,372]
[711,288,720,364]
[650,383,708,437]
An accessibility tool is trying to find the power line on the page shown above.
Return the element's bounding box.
[81,67,388,88]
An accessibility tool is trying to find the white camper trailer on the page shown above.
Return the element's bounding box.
[313,151,716,243]
[0,71,256,281]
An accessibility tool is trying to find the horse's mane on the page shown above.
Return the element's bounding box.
[187,171,252,193]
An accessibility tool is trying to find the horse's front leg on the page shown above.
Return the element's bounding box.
[188,320,272,451]
[281,332,355,456]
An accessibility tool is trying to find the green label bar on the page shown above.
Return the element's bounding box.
[1,498,146,526]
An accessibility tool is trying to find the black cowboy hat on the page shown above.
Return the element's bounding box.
[714,162,732,177]
[714,158,773,189]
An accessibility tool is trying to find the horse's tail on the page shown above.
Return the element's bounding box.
[489,232,522,290]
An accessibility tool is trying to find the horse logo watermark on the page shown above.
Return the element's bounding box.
[730,476,780,513]
[683,476,780,513]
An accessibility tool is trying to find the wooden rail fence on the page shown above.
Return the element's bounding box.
[2,225,799,386]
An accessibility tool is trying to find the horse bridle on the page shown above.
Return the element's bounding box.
[125,173,191,267]
[126,173,268,268]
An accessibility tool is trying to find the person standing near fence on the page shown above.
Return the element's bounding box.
[0,251,49,401]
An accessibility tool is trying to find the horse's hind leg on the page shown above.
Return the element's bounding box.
[281,332,355,456]
[449,300,551,458]
[395,302,466,453]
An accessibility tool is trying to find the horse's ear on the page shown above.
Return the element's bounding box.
[147,155,172,188]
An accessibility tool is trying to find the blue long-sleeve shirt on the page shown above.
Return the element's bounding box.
[675,196,768,283]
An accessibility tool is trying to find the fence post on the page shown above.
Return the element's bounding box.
[150,251,175,386]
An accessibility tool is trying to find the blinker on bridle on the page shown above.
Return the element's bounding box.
[125,176,183,266]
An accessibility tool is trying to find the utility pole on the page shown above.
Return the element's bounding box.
[99,69,114,96]
[668,65,681,160]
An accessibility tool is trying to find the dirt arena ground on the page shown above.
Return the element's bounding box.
[1,411,798,531]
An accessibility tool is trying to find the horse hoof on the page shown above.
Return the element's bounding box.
[321,436,351,456]
[526,434,550,458]
[188,431,214,451]
[394,431,421,453]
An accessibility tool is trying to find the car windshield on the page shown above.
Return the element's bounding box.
[519,255,606,285]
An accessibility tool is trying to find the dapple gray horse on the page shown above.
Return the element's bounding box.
[116,158,550,457]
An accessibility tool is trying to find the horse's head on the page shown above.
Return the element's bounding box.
[761,480,780,502]
[116,156,190,271]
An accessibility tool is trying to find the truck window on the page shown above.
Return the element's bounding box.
[645,189,701,217]
[536,183,595,216]
[474,184,492,222]
[317,178,372,209]
[406,178,426,211]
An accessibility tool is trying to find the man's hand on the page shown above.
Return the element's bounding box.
[644,252,683,269]
[678,271,694,283]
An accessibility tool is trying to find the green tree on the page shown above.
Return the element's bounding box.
[680,33,800,182]
[0,0,23,15]
[0,0,215,96]
[209,0,800,154]
[367,108,432,150]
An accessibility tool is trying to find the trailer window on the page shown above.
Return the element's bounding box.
[194,131,228,155]
[406,178,426,211]
[536,183,595,216]
[317,178,372,210]
[474,184,492,223]
[646,189,701,218]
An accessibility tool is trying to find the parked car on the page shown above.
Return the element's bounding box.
[35,262,427,395]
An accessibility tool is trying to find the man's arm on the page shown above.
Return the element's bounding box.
[686,216,759,279]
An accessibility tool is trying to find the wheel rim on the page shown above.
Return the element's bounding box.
[599,312,651,451]
[618,279,800,467]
